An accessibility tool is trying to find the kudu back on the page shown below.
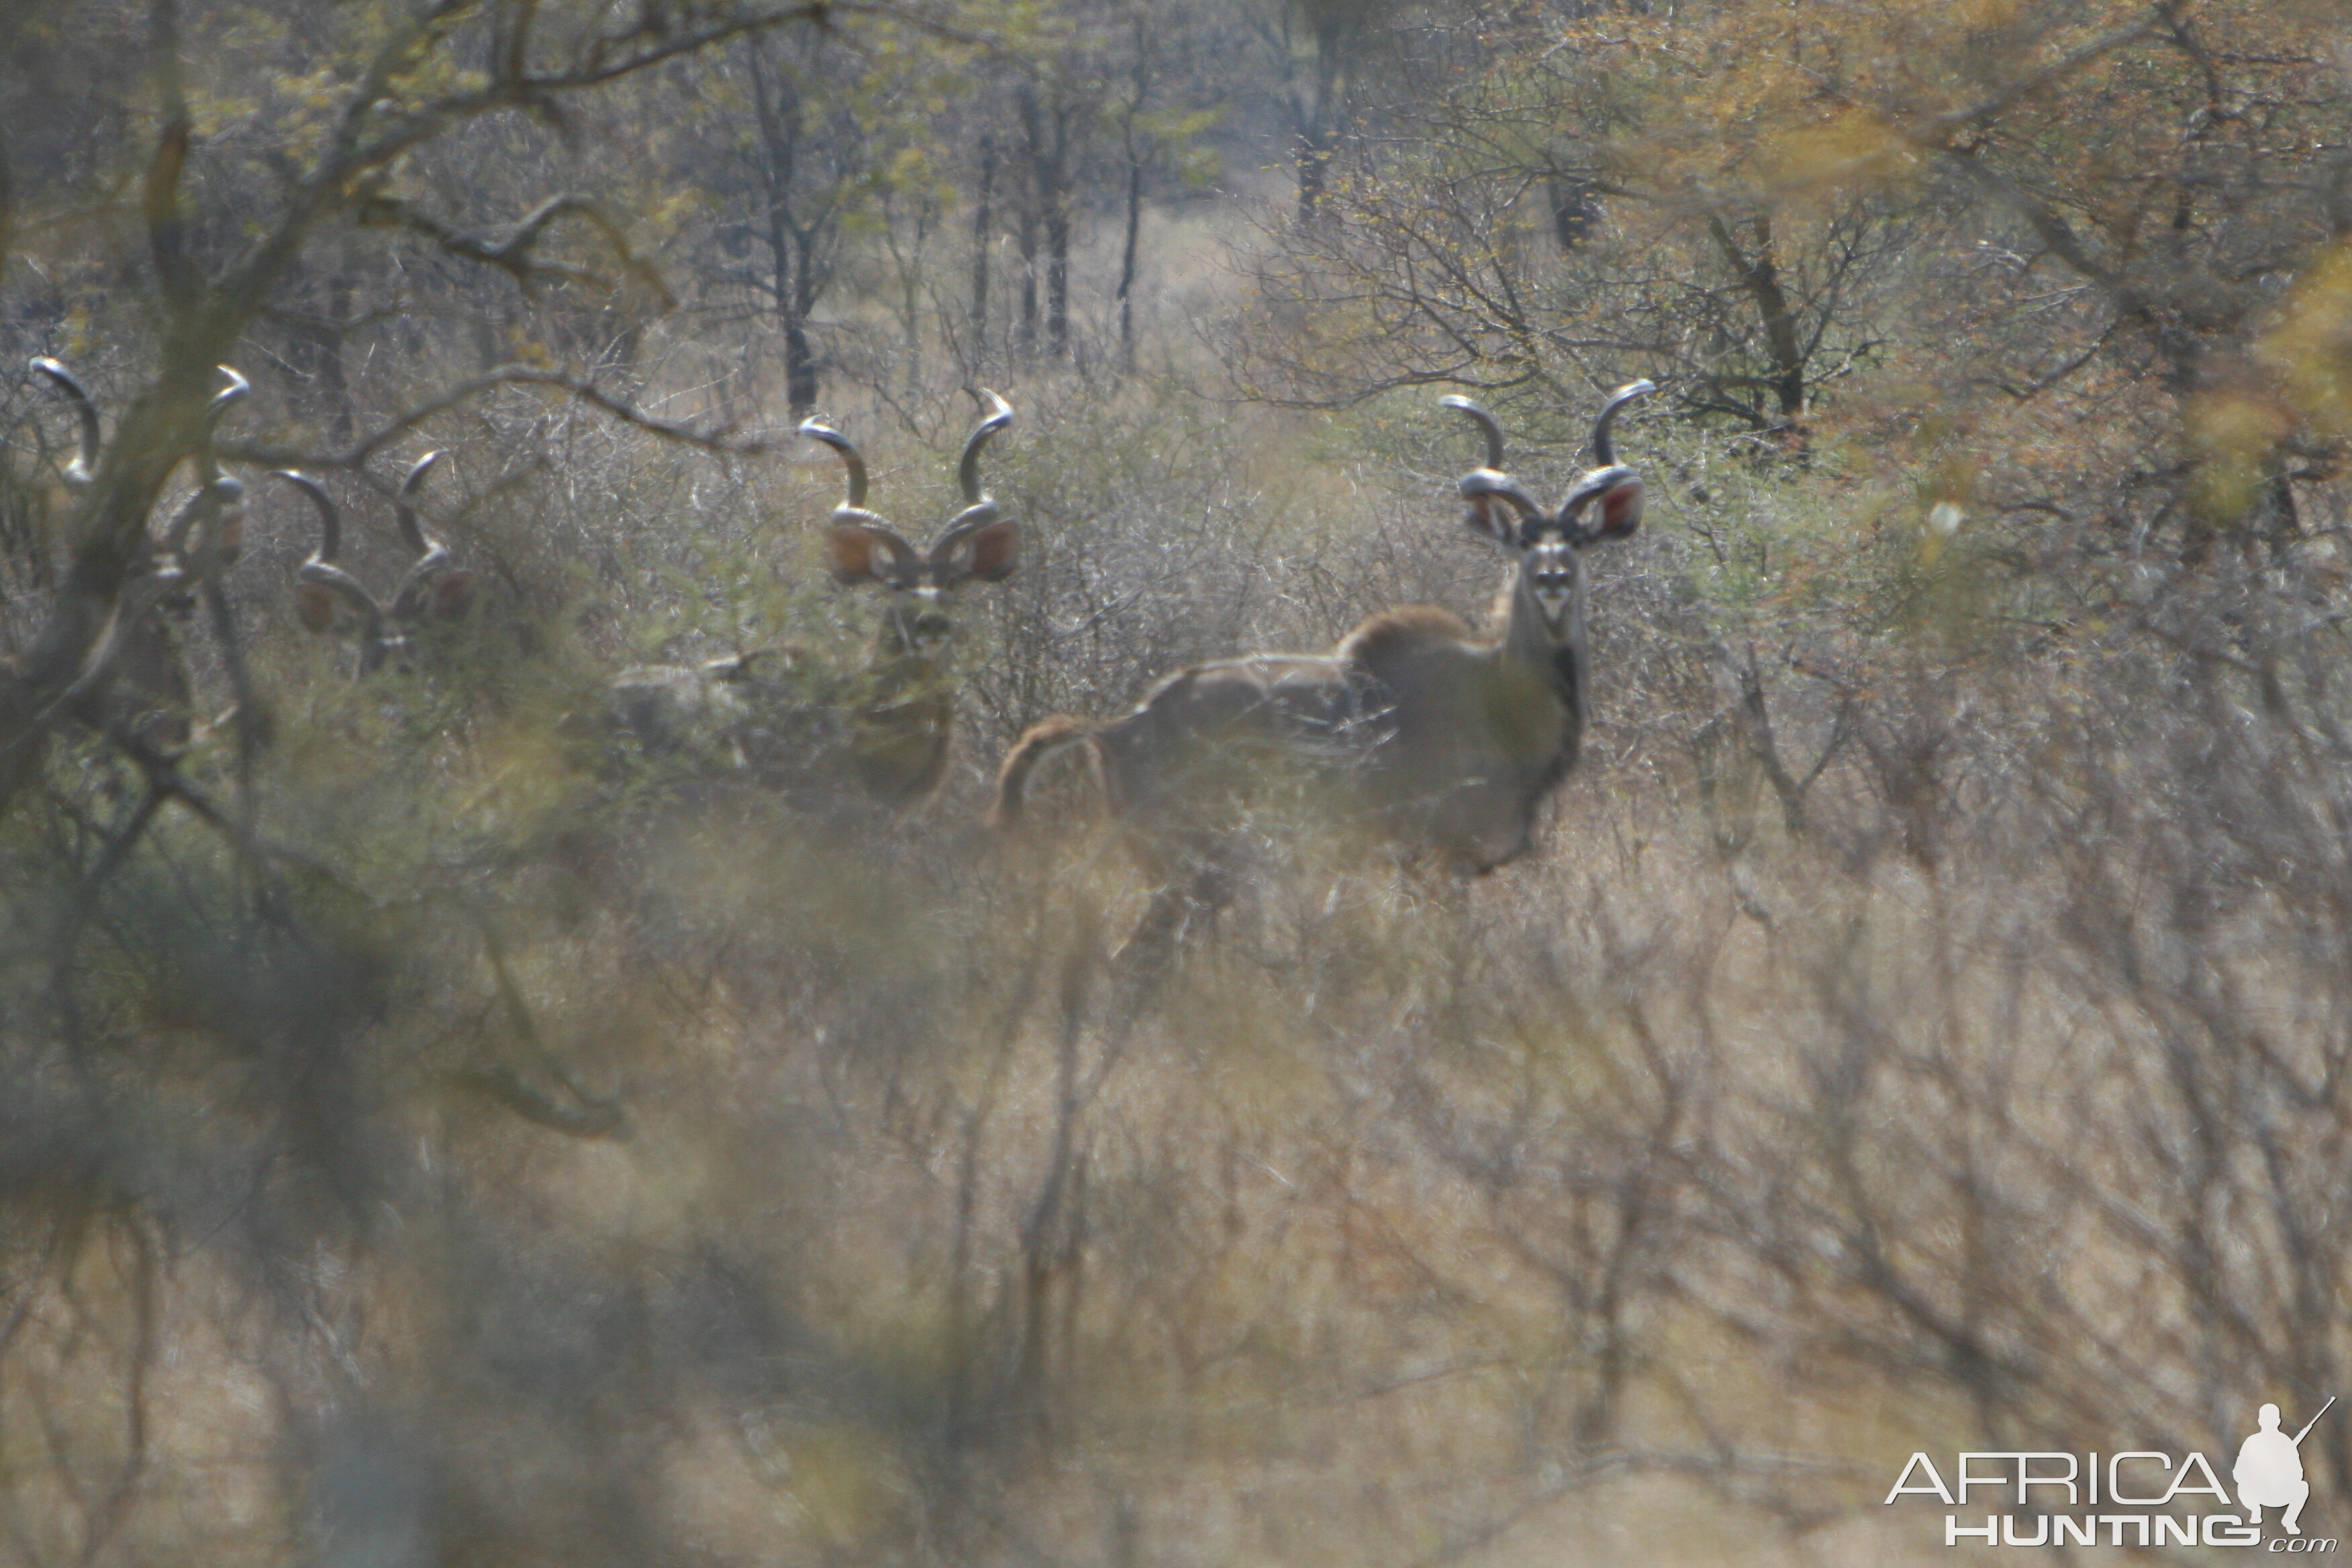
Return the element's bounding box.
[609,392,1020,806]
[992,381,1653,873]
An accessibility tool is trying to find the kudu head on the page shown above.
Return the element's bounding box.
[275,450,460,677]
[29,358,252,586]
[387,450,474,628]
[29,358,249,748]
[1442,380,1654,644]
[799,391,1020,658]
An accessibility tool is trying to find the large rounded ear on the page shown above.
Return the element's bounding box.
[960,518,1019,583]
[431,569,475,621]
[295,582,339,634]
[827,524,884,584]
[1458,471,1539,548]
[213,487,247,562]
[1587,476,1644,541]
[1461,495,1513,546]
[826,521,912,587]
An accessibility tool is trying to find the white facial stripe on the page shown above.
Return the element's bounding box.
[1525,534,1578,628]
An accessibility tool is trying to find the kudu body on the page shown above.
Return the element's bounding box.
[28,358,251,751]
[273,452,471,677]
[993,382,1653,874]
[609,393,1020,806]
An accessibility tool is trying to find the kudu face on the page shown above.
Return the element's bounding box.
[801,391,1020,660]
[30,357,250,750]
[1444,382,1652,644]
[273,450,464,678]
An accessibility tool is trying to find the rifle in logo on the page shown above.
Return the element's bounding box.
[2238,1396,2337,1536]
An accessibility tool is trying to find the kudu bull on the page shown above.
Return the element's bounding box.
[608,391,1020,805]
[28,357,252,750]
[991,381,1654,877]
[271,452,473,677]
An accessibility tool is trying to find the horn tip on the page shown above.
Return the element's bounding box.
[207,366,252,415]
[30,357,87,395]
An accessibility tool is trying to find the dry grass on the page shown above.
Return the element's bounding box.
[8,181,2352,1568]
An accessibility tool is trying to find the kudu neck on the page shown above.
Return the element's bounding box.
[1499,562,1590,725]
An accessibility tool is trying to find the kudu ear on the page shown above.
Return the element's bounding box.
[431,569,475,620]
[826,521,912,587]
[1461,493,1515,546]
[950,518,1020,583]
[1457,471,1542,549]
[295,582,339,634]
[1587,475,1645,541]
[828,524,887,585]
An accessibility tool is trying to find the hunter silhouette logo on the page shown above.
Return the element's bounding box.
[1884,1398,2339,1549]
[2239,1399,2335,1537]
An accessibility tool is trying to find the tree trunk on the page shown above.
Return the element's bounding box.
[1016,209,1038,362]
[1294,126,1328,222]
[969,134,995,369]
[0,116,16,285]
[1708,213,1808,430]
[1289,11,1352,223]
[319,265,354,444]
[1044,197,1070,362]
[784,254,819,418]
[1018,84,1071,362]
[748,36,820,417]
[1117,152,1143,369]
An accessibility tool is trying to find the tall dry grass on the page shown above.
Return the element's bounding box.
[6,280,2352,1568]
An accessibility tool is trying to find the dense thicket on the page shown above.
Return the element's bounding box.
[4,3,2351,1565]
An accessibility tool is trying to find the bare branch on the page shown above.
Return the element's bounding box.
[449,1068,628,1138]
[1922,15,2160,138]
[501,0,541,86]
[459,922,629,1140]
[1944,149,2120,289]
[219,364,773,473]
[143,0,199,311]
[358,193,677,309]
